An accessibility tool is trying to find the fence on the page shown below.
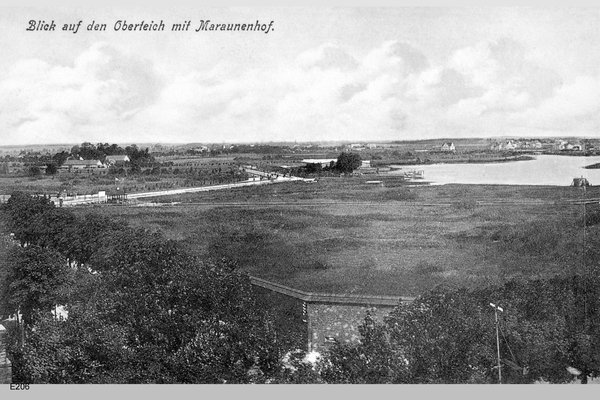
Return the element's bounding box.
[0,324,11,384]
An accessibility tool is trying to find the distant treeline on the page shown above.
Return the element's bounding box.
[63,142,153,166]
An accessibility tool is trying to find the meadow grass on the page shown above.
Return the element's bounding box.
[70,179,596,296]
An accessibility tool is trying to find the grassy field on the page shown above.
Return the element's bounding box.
[69,177,600,297]
[0,173,243,198]
[0,175,181,197]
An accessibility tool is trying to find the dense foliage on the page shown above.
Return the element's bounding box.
[335,152,362,173]
[2,191,600,384]
[318,278,600,384]
[69,142,153,165]
[0,192,283,383]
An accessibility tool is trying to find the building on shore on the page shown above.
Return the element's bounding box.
[441,142,456,152]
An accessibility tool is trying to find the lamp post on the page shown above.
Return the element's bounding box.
[490,302,504,384]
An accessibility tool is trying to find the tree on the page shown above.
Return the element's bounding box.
[318,311,409,384]
[9,306,129,384]
[382,287,494,383]
[87,229,283,383]
[304,163,322,174]
[0,246,71,326]
[318,277,600,384]
[70,145,80,156]
[129,162,142,175]
[7,217,284,382]
[27,166,41,177]
[33,208,80,265]
[78,142,102,160]
[52,151,69,167]
[335,152,361,173]
[562,275,600,384]
[45,163,58,176]
[68,213,123,268]
[1,191,56,247]
[1,195,291,383]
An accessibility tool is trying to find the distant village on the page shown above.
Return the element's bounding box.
[0,137,597,176]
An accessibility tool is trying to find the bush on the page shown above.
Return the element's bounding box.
[379,189,417,201]
[416,261,444,274]
[454,199,478,210]
[584,207,600,227]
[27,166,41,177]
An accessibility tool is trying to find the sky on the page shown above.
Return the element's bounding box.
[0,6,599,145]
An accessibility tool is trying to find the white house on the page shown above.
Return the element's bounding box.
[105,155,131,165]
[499,140,517,151]
[61,159,105,169]
[557,141,583,151]
[571,143,584,151]
[301,159,337,168]
[441,142,456,152]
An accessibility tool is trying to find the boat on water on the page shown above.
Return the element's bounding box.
[404,169,425,179]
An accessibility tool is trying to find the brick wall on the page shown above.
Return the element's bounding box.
[0,324,12,384]
[307,303,395,352]
[250,276,414,353]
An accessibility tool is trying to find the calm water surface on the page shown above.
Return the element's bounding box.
[392,155,600,186]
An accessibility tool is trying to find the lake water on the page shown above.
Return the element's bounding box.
[390,155,600,186]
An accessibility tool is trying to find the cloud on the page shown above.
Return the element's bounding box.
[430,68,487,107]
[298,43,359,71]
[0,42,162,144]
[363,41,429,76]
[444,38,567,112]
[1,37,599,145]
[508,75,600,131]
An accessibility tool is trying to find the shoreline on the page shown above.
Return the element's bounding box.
[378,155,535,168]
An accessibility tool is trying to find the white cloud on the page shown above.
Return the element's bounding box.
[298,43,359,71]
[508,76,600,131]
[1,36,599,145]
[0,42,162,144]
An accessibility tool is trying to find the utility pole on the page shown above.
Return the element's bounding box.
[490,303,504,384]
[581,181,588,316]
[583,180,586,268]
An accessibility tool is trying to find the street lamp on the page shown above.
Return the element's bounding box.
[490,302,504,384]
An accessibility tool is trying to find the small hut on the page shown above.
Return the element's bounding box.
[571,177,590,187]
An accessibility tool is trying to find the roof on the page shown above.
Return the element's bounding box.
[442,142,454,146]
[301,159,337,164]
[105,155,130,161]
[250,276,414,306]
[63,159,103,166]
